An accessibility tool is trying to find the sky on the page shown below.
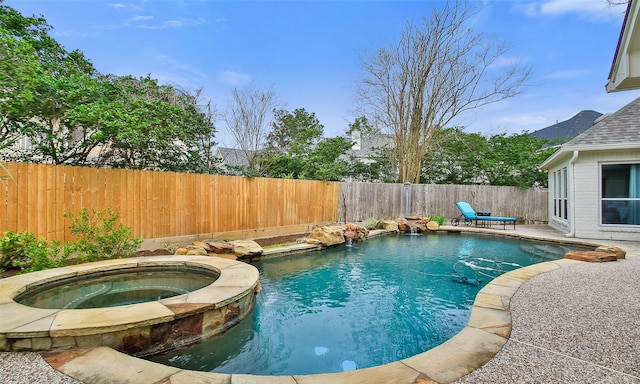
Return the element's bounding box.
[6,0,640,148]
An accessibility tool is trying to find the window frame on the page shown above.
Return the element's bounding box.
[600,161,640,227]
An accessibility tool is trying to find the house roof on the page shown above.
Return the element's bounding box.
[539,96,640,170]
[529,110,602,141]
[215,147,252,168]
[606,0,640,92]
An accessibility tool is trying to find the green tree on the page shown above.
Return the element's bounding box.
[261,108,356,181]
[421,127,489,184]
[265,108,324,156]
[0,6,218,173]
[95,76,216,172]
[484,133,555,188]
[421,128,555,188]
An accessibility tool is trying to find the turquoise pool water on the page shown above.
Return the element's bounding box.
[150,233,572,375]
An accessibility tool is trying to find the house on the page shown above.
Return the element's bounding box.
[529,110,602,141]
[539,0,640,242]
[215,147,255,175]
[539,97,640,241]
[344,130,394,165]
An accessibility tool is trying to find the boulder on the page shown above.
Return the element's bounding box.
[595,245,626,259]
[426,221,440,231]
[192,241,212,252]
[305,238,322,245]
[309,225,345,246]
[174,245,208,256]
[208,241,235,254]
[397,217,425,233]
[378,220,399,232]
[564,251,617,263]
[344,223,369,241]
[229,240,263,259]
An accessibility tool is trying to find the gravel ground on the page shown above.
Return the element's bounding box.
[0,352,81,384]
[455,257,640,383]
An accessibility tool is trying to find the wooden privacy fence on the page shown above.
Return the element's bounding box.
[0,162,339,242]
[337,182,548,224]
[0,162,549,243]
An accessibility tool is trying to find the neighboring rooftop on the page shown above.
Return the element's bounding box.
[529,110,602,141]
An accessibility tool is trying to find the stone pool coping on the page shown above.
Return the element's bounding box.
[10,227,637,384]
[0,256,259,355]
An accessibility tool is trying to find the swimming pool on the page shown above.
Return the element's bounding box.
[150,233,574,375]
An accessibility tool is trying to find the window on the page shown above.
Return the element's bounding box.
[601,163,640,225]
[18,136,31,150]
[552,167,568,220]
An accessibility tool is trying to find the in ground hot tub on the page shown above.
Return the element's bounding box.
[0,256,259,356]
[15,266,218,309]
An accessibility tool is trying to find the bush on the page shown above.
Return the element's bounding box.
[362,218,379,230]
[0,231,68,273]
[0,231,36,270]
[430,215,445,226]
[0,207,141,274]
[64,207,142,263]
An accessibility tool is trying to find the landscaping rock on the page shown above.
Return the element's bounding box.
[344,223,369,241]
[378,220,399,232]
[309,225,345,246]
[397,217,426,233]
[175,245,207,256]
[208,241,235,254]
[564,251,617,263]
[228,240,263,259]
[595,245,626,259]
[186,247,208,256]
[426,221,440,231]
[192,241,212,252]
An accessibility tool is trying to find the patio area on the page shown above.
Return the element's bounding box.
[1,224,639,383]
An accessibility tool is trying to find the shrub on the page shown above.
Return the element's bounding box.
[64,207,142,263]
[362,218,379,230]
[0,231,68,273]
[0,231,37,270]
[430,215,445,226]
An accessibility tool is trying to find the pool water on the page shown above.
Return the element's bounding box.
[150,233,572,375]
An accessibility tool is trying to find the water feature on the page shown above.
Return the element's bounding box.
[15,266,217,309]
[150,233,575,376]
[407,226,421,235]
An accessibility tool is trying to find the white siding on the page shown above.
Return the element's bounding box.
[547,162,571,234]
[572,149,640,241]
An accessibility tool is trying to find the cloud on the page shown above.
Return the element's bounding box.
[129,15,153,22]
[544,69,591,79]
[491,56,528,69]
[219,71,252,86]
[132,17,204,29]
[496,114,547,127]
[108,3,142,11]
[517,0,626,22]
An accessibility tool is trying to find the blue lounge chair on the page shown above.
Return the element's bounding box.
[453,201,516,230]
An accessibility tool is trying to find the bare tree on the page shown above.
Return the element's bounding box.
[224,86,279,172]
[358,0,531,183]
